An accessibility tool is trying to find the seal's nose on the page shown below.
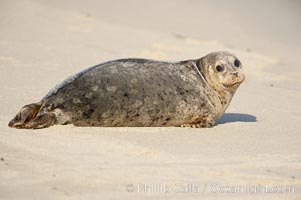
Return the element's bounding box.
[232,71,245,83]
[232,72,238,77]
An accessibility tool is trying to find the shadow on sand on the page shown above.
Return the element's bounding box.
[217,113,257,125]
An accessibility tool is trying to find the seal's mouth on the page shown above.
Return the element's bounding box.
[222,73,245,89]
[222,80,243,88]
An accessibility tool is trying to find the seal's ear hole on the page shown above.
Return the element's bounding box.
[234,59,241,67]
[215,65,224,72]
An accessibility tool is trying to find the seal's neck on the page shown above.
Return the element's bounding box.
[192,60,235,117]
[217,89,235,114]
[191,61,210,88]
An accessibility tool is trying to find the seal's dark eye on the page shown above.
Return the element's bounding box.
[216,65,224,72]
[234,59,241,67]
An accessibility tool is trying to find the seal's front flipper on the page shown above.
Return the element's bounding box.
[180,115,216,128]
[8,102,43,129]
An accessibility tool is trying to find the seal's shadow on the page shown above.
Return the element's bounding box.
[217,113,257,125]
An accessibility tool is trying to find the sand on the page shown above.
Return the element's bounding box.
[0,0,300,199]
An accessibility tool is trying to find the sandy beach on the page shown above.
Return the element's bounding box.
[0,0,300,199]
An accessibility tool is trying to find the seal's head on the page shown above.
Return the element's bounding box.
[198,51,245,94]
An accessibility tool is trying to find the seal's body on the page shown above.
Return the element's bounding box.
[9,52,245,129]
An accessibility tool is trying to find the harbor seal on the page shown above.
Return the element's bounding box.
[8,51,245,129]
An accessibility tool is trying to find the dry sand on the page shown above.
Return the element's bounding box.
[0,0,300,199]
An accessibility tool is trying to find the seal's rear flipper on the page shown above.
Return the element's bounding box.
[8,102,42,128]
[8,102,47,129]
[25,112,58,129]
